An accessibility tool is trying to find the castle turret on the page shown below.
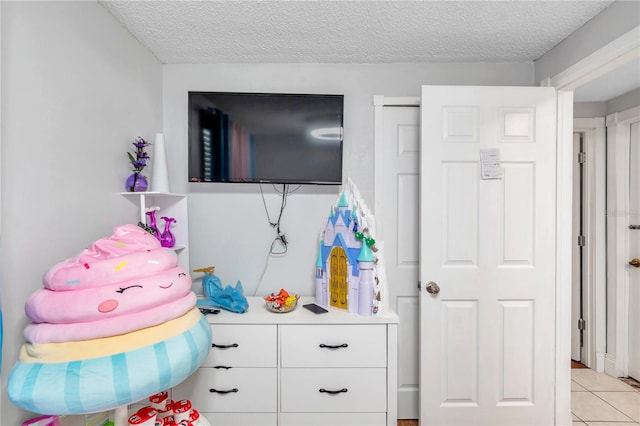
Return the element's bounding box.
[338,191,349,209]
[357,241,376,316]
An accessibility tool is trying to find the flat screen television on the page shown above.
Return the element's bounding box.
[188,92,344,185]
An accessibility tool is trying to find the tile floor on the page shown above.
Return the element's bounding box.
[572,368,640,425]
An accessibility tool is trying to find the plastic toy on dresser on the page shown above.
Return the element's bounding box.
[315,179,388,316]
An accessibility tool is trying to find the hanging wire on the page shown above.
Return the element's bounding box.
[254,183,292,296]
[259,183,290,254]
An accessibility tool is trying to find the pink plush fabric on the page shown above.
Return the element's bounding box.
[79,223,159,260]
[43,225,173,291]
[27,266,191,324]
[43,248,177,291]
[24,292,197,344]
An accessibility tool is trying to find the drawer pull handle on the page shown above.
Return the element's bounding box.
[210,388,239,394]
[319,388,348,395]
[319,343,348,349]
[212,343,239,349]
[214,366,232,369]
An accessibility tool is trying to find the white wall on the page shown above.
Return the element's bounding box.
[0,2,162,424]
[575,102,607,118]
[163,63,533,296]
[607,88,640,115]
[575,89,640,119]
[534,0,640,84]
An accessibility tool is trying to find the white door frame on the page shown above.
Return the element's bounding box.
[573,117,607,373]
[545,24,640,424]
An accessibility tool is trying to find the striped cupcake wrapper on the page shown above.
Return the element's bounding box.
[8,314,212,415]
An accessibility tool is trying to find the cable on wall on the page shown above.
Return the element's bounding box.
[254,183,299,295]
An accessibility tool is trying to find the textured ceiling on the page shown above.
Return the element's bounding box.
[99,0,615,64]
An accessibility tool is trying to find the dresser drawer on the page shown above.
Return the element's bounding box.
[280,368,386,412]
[280,413,387,426]
[201,412,278,426]
[203,324,276,367]
[280,325,386,367]
[172,367,277,413]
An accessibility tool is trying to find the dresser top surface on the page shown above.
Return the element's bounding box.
[202,297,399,325]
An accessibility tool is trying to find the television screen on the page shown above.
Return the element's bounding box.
[188,92,344,185]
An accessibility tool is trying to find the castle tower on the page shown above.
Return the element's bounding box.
[357,241,376,316]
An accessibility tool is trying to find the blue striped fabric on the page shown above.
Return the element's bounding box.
[8,315,212,415]
[63,361,83,413]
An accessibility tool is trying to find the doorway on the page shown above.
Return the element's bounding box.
[572,131,586,365]
[628,119,640,382]
[571,118,607,372]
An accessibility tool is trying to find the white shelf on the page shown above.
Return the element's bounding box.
[121,191,190,271]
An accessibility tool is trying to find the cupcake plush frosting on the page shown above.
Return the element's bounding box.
[8,224,212,415]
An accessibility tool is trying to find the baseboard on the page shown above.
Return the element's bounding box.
[604,354,617,377]
[595,352,606,372]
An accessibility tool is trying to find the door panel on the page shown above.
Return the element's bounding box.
[379,105,420,418]
[498,299,534,403]
[419,86,557,425]
[442,162,479,266]
[501,163,535,265]
[441,300,478,405]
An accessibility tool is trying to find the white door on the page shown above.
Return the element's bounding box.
[628,120,640,381]
[419,86,557,425]
[378,103,421,417]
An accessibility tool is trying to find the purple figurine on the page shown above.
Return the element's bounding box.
[160,216,176,248]
[145,206,161,241]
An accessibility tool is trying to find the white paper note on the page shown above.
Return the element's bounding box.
[480,148,503,180]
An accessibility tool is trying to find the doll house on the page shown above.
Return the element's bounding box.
[315,183,383,316]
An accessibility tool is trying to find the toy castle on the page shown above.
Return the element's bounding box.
[315,180,386,316]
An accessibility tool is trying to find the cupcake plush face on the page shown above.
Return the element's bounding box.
[26,267,192,325]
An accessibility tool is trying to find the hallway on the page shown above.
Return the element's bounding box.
[572,368,640,425]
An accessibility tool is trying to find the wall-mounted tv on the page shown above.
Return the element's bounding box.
[188,92,344,185]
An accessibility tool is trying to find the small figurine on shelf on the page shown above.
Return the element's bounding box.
[160,216,176,248]
[145,206,161,241]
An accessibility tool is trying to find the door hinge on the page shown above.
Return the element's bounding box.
[578,318,586,331]
[578,235,586,247]
[578,151,586,164]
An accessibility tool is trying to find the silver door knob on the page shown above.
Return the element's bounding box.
[426,281,440,295]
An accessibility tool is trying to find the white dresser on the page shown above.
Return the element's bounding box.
[172,296,399,426]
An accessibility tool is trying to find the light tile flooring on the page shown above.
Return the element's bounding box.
[572,368,640,425]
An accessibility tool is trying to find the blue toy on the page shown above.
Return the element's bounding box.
[194,266,249,313]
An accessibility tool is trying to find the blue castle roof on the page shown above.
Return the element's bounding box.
[357,240,376,262]
[338,192,349,208]
[329,209,352,228]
